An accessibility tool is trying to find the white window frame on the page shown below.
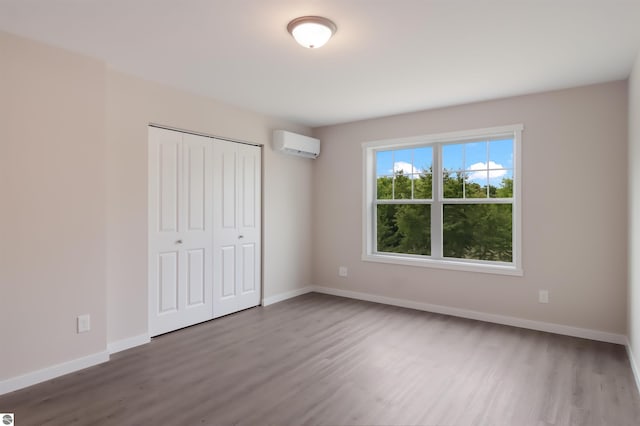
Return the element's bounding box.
[362,124,523,276]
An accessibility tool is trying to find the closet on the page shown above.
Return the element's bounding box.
[148,126,261,336]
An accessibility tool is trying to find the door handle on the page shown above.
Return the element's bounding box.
[176,240,183,244]
[238,235,244,239]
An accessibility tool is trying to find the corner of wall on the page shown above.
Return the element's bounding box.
[628,48,640,395]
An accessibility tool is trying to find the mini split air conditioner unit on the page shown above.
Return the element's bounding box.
[273,130,320,159]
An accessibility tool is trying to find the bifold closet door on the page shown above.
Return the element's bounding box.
[148,127,214,336]
[212,140,262,317]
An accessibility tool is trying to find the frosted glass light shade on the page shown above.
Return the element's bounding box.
[287,16,337,49]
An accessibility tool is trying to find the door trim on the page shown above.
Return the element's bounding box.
[149,123,262,148]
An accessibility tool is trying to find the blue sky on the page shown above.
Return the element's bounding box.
[376,139,513,184]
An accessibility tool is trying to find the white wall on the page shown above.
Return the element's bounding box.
[105,70,313,343]
[629,52,640,376]
[0,31,107,380]
[313,81,628,335]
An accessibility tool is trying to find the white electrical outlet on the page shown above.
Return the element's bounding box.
[77,314,91,333]
[338,266,348,277]
[538,290,549,304]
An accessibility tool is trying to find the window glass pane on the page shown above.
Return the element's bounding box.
[377,176,393,199]
[465,173,488,198]
[442,144,463,171]
[489,139,513,169]
[489,169,513,198]
[414,147,432,174]
[377,204,431,255]
[394,172,412,199]
[465,141,487,170]
[393,149,414,176]
[376,150,394,177]
[378,147,436,200]
[443,204,512,262]
[414,173,432,199]
[443,171,463,198]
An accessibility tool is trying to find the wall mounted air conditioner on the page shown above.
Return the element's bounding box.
[273,130,320,159]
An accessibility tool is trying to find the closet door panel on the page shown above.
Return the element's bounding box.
[149,128,214,336]
[185,143,206,231]
[149,127,182,335]
[159,142,180,232]
[222,150,237,229]
[158,251,179,313]
[242,154,256,228]
[236,144,261,310]
[213,140,261,316]
[241,243,256,293]
[221,246,236,298]
[180,133,214,321]
[186,248,205,306]
[213,140,242,317]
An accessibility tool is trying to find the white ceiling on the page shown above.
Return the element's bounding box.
[1,0,640,127]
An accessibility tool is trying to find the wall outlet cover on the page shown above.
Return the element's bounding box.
[538,290,549,304]
[77,314,91,333]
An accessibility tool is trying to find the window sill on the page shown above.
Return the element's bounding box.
[362,253,523,276]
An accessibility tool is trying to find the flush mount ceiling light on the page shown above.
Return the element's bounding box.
[287,16,337,49]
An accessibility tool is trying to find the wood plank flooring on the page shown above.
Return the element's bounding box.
[1,292,639,425]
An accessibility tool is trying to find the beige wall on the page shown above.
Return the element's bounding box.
[0,29,313,382]
[313,81,628,334]
[105,70,313,343]
[629,53,640,370]
[0,31,107,379]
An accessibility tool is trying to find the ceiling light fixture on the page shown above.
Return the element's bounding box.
[287,16,337,49]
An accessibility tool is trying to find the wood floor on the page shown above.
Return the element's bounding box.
[2,293,639,425]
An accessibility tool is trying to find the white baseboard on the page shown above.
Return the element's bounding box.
[312,286,627,345]
[0,350,109,396]
[108,333,150,354]
[262,286,314,306]
[627,340,640,395]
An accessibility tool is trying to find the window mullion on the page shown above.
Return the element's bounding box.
[432,143,442,259]
[391,150,395,200]
[371,149,378,254]
[486,141,490,198]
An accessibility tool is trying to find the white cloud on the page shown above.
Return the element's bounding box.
[467,161,507,181]
[392,161,419,175]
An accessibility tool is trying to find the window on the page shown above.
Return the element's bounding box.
[362,125,522,275]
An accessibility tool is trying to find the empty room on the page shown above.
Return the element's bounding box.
[2,1,640,425]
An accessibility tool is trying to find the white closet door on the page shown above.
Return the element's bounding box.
[213,140,261,317]
[236,143,262,310]
[148,128,214,336]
